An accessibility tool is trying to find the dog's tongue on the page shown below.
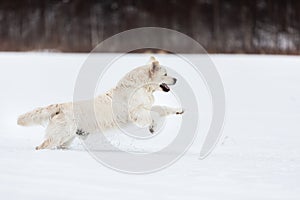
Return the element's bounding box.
[160,83,170,92]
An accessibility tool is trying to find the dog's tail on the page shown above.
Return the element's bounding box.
[17,104,61,127]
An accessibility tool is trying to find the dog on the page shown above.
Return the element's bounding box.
[17,56,184,150]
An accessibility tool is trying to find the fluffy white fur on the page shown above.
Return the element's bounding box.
[17,57,184,150]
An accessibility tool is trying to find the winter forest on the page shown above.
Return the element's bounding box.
[0,0,299,54]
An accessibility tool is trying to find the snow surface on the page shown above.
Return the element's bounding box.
[0,53,300,200]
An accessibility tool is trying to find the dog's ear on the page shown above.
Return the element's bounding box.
[148,56,157,63]
[149,56,160,74]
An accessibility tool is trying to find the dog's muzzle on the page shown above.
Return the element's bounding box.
[160,78,177,92]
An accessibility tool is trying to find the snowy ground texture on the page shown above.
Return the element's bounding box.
[0,53,300,200]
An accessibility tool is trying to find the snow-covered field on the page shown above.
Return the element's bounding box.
[0,53,299,200]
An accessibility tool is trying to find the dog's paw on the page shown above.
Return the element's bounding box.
[149,127,155,134]
[76,129,90,140]
[148,120,157,134]
[57,146,68,150]
[176,109,184,115]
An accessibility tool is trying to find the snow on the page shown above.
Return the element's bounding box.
[0,53,300,200]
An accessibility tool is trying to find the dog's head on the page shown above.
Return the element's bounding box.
[117,56,177,93]
[148,56,177,92]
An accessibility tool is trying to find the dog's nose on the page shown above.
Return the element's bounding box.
[173,78,177,84]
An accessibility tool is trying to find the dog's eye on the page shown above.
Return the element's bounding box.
[164,73,167,76]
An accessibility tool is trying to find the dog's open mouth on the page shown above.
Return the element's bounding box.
[160,83,170,92]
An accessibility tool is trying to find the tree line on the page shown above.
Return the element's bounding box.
[0,0,299,54]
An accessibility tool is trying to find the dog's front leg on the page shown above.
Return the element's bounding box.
[130,108,152,128]
[151,106,184,117]
[148,106,184,134]
[149,110,160,134]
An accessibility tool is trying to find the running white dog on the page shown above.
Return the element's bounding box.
[17,57,184,150]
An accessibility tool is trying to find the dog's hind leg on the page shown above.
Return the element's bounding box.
[58,136,75,149]
[36,112,72,150]
[36,133,74,150]
[35,138,56,150]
